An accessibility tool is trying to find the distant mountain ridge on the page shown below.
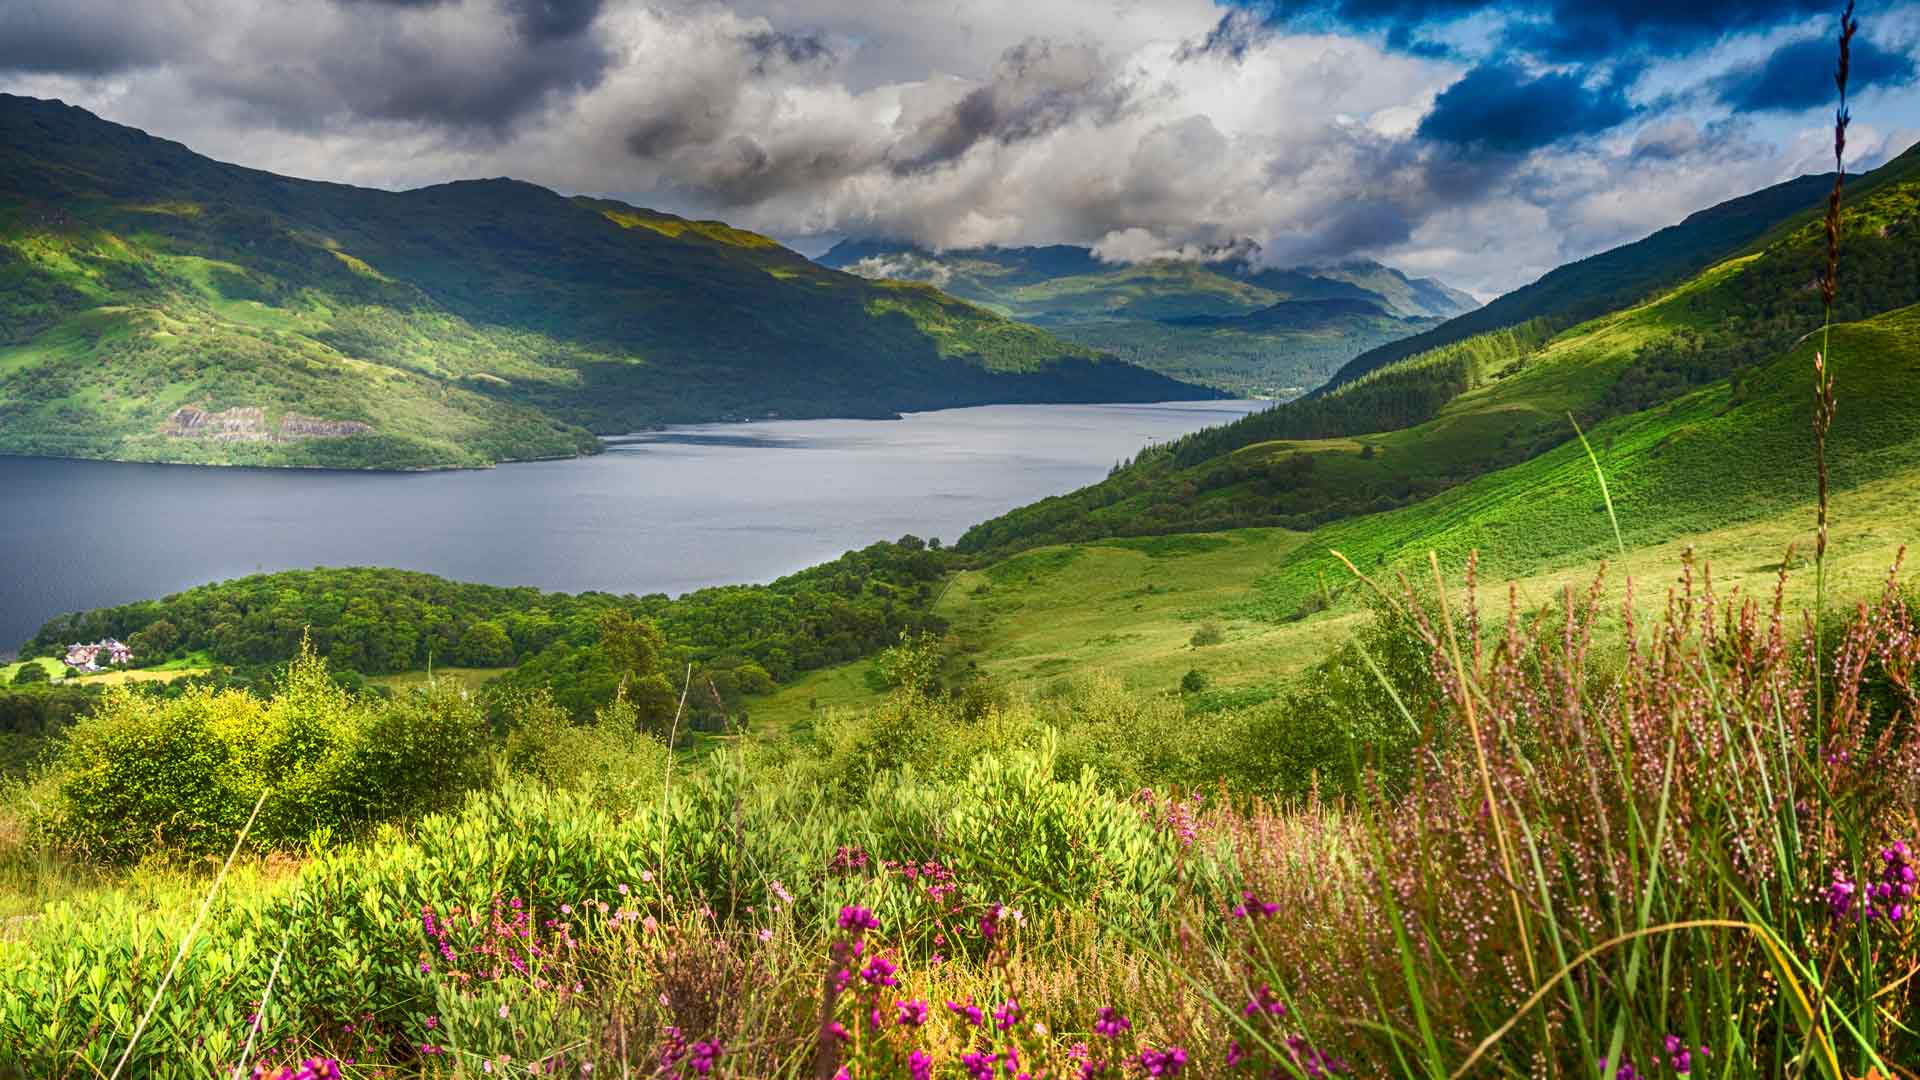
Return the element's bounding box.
[816,239,1478,396]
[954,137,1920,557]
[818,240,1477,320]
[0,94,1211,470]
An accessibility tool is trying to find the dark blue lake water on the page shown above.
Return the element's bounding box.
[0,400,1262,653]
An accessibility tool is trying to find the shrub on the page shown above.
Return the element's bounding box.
[35,645,488,862]
[499,686,669,805]
[1188,621,1225,647]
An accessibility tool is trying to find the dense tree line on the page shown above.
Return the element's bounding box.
[0,684,100,778]
[21,539,955,731]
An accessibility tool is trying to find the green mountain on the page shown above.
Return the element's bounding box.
[0,95,1210,470]
[956,140,1920,557]
[1320,168,1845,389]
[817,240,1476,396]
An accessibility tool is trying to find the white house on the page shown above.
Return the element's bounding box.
[64,639,133,672]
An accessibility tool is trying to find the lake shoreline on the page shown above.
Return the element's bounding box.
[0,398,1252,476]
[0,400,1264,655]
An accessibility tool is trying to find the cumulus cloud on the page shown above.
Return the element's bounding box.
[2,0,1914,297]
[842,253,957,286]
[887,40,1138,174]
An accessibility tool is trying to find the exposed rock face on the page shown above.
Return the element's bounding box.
[279,413,374,438]
[165,405,268,440]
[165,406,372,442]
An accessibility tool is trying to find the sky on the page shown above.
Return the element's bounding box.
[2,0,1917,297]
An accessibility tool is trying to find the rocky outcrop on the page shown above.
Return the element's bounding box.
[279,413,373,439]
[165,405,269,440]
[164,406,372,442]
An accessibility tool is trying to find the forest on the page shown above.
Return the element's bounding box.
[17,538,955,732]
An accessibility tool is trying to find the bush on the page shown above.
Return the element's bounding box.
[499,686,669,805]
[0,734,1201,1076]
[10,662,47,686]
[1188,621,1225,647]
[35,645,489,862]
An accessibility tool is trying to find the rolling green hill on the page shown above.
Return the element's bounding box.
[756,293,1920,726]
[956,141,1920,555]
[1320,167,1855,390]
[0,95,1210,470]
[818,240,1473,396]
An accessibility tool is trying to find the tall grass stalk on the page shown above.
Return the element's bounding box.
[107,787,269,1080]
[233,928,293,1079]
[1569,411,1625,559]
[1811,0,1855,726]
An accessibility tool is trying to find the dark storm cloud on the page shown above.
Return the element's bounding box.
[888,40,1134,174]
[503,0,605,39]
[1712,34,1918,112]
[319,36,610,131]
[186,29,612,134]
[0,1,186,74]
[1416,63,1639,152]
[676,131,870,205]
[2,0,614,134]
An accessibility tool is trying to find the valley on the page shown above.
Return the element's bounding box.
[822,240,1477,396]
[5,8,1920,1072]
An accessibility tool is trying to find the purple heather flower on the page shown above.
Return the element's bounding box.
[1138,1046,1187,1077]
[1093,1006,1131,1039]
[838,905,882,933]
[908,1050,933,1080]
[962,1051,998,1080]
[1598,1059,1638,1080]
[992,998,1022,1031]
[1664,1035,1697,1074]
[1243,983,1286,1020]
[1231,890,1280,919]
[947,999,985,1027]
[980,905,1002,941]
[686,1039,723,1076]
[897,999,930,1027]
[860,955,899,987]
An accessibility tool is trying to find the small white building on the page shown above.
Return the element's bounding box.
[64,639,132,672]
